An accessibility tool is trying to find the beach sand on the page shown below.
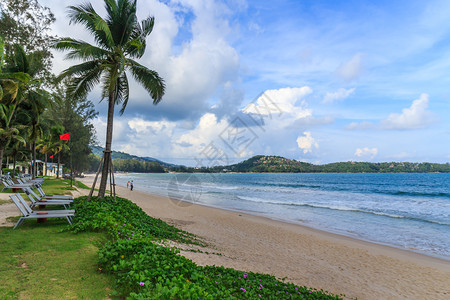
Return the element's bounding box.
[9,175,450,299]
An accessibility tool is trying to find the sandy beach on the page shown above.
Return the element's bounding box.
[72,175,449,300]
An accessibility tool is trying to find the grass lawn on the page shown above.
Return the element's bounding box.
[0,177,114,299]
[0,220,115,299]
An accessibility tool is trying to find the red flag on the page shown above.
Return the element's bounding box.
[50,155,54,158]
[60,133,70,140]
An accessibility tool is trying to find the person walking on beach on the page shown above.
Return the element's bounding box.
[130,181,134,191]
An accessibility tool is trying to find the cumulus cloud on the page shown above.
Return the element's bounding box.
[336,53,363,81]
[346,93,436,131]
[243,87,313,129]
[381,93,435,130]
[354,147,378,159]
[322,88,355,103]
[296,131,318,154]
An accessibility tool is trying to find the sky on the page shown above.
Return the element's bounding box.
[41,0,450,166]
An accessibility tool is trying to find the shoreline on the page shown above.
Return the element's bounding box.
[79,175,450,299]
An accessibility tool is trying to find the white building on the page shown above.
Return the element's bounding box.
[7,160,64,177]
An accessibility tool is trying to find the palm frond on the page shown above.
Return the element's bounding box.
[67,68,103,100]
[118,72,129,115]
[57,60,103,82]
[106,0,137,46]
[141,16,155,37]
[128,59,165,104]
[54,38,108,60]
[67,3,114,49]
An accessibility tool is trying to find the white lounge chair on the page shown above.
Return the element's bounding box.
[23,187,73,203]
[1,180,33,192]
[9,194,75,229]
[20,190,72,209]
[35,185,73,200]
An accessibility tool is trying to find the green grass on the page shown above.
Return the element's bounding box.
[0,221,115,299]
[40,178,76,194]
[75,180,90,189]
[0,199,11,205]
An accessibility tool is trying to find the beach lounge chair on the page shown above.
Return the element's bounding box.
[35,185,73,200]
[14,193,75,215]
[9,194,75,229]
[20,190,72,209]
[1,180,33,192]
[22,187,73,202]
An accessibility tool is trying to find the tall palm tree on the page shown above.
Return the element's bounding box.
[6,44,53,179]
[6,137,29,178]
[0,37,30,104]
[0,104,26,176]
[54,0,165,197]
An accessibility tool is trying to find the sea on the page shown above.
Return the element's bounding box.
[115,173,450,260]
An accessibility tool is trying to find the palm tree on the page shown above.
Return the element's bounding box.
[6,138,29,178]
[0,104,26,176]
[5,44,53,179]
[0,37,30,104]
[54,0,165,197]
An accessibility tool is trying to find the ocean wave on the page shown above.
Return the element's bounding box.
[236,196,450,226]
[248,182,450,198]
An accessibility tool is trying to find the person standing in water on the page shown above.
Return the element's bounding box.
[127,181,130,189]
[130,181,134,191]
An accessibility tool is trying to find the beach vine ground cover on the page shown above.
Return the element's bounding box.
[71,196,343,299]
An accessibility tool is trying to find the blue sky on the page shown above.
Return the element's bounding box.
[44,0,450,166]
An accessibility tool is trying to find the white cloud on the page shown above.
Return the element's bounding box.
[354,147,378,159]
[243,87,313,129]
[381,93,435,130]
[296,131,318,154]
[322,88,355,103]
[134,0,240,120]
[336,53,363,81]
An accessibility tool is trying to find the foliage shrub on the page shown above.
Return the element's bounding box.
[71,196,342,299]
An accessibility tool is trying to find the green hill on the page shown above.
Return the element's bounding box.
[175,155,450,173]
[90,146,177,168]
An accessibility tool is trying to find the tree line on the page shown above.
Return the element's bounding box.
[0,0,96,178]
[167,155,450,173]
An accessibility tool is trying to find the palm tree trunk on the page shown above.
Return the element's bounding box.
[0,147,4,176]
[57,152,61,179]
[13,153,16,178]
[98,93,115,197]
[44,153,47,176]
[32,140,37,179]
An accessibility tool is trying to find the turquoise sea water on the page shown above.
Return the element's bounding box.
[115,173,450,259]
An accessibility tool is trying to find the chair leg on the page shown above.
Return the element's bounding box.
[66,216,72,225]
[14,218,24,229]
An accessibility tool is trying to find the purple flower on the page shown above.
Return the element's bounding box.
[240,288,246,292]
[238,277,241,279]
[139,282,145,286]
[243,272,248,278]
[295,287,298,290]
[258,295,261,298]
